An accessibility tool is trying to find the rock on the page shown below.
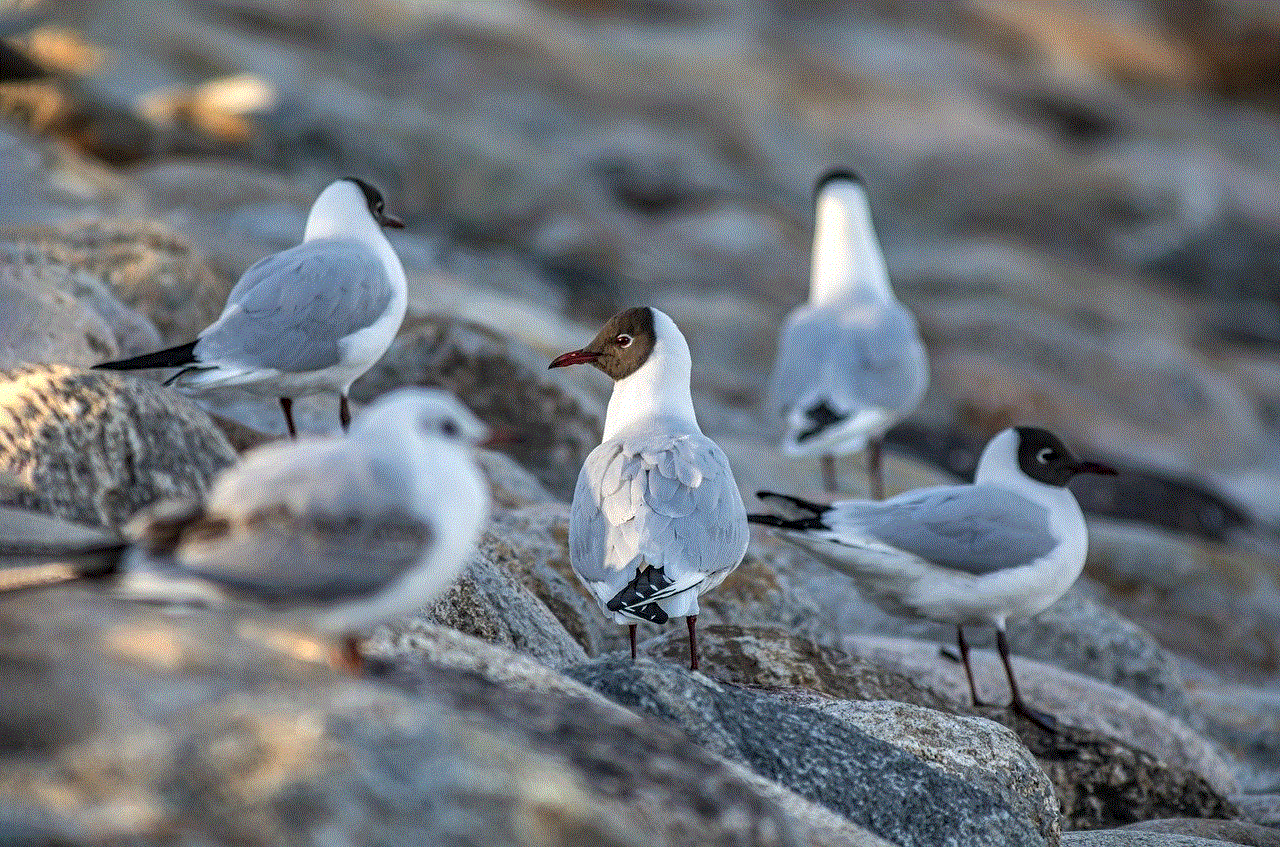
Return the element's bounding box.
[1062,833,1245,847]
[0,259,119,369]
[0,127,144,227]
[374,543,589,670]
[1119,819,1280,847]
[0,585,898,847]
[566,656,1050,847]
[805,698,1060,846]
[0,364,236,528]
[1232,795,1280,829]
[650,623,953,709]
[4,218,229,345]
[351,315,603,500]
[836,635,1239,830]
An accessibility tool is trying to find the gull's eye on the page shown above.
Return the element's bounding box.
[615,333,633,348]
[1036,447,1057,464]
[441,419,460,437]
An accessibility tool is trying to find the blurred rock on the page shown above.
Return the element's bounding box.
[0,586,898,847]
[2,218,227,344]
[0,127,144,227]
[0,364,235,529]
[1062,831,1252,847]
[352,314,604,500]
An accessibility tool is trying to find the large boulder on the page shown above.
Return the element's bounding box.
[0,364,236,528]
[566,656,1051,847]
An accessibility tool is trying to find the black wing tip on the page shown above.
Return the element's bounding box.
[814,167,863,197]
[94,340,199,371]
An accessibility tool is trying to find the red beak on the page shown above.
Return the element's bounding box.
[1072,460,1117,477]
[548,349,600,369]
[480,426,519,448]
[379,213,405,229]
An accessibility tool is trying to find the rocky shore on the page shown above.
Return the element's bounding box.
[1,2,1279,845]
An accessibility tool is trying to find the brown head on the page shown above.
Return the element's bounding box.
[547,307,657,382]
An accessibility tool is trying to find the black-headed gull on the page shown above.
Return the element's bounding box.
[95,177,407,438]
[549,306,749,670]
[2,388,490,671]
[766,169,928,497]
[750,426,1115,729]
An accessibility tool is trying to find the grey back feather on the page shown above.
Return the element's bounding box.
[768,300,926,416]
[570,426,748,598]
[197,238,395,373]
[831,485,1058,575]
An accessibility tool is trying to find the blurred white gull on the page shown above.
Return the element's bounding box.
[95,177,407,438]
[750,426,1115,730]
[549,307,749,670]
[767,169,928,497]
[0,389,491,671]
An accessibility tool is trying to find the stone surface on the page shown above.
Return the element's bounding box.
[1062,832,1253,847]
[352,314,603,500]
[806,697,1061,846]
[0,586,901,847]
[567,656,1049,847]
[837,636,1240,830]
[2,218,228,344]
[1120,819,1280,847]
[0,364,236,529]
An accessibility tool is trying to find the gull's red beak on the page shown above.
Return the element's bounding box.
[548,349,600,369]
[379,213,405,229]
[1072,460,1117,477]
[480,426,519,448]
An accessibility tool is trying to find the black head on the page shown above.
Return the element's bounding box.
[813,167,863,203]
[1015,426,1116,487]
[548,306,656,381]
[343,176,404,228]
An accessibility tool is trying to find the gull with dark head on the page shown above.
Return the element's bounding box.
[750,426,1115,730]
[95,177,407,438]
[767,169,928,497]
[549,307,749,670]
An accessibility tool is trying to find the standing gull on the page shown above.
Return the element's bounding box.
[95,177,407,438]
[750,426,1115,729]
[549,307,749,670]
[767,169,928,497]
[2,389,491,669]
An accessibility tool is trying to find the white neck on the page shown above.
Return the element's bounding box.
[809,181,893,306]
[602,311,700,441]
[304,181,386,246]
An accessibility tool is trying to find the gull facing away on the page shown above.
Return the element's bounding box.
[549,307,749,670]
[95,177,407,438]
[750,426,1115,730]
[1,389,491,670]
[766,169,928,498]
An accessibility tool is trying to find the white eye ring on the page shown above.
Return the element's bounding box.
[1036,447,1055,464]
[615,333,633,348]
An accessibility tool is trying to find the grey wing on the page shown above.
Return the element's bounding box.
[196,239,395,373]
[835,486,1058,575]
[167,444,431,602]
[768,302,927,414]
[570,432,749,590]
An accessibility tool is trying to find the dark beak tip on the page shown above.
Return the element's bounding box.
[548,349,598,369]
[382,215,405,229]
[1076,461,1119,477]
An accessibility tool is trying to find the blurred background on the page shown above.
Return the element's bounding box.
[2,0,1280,676]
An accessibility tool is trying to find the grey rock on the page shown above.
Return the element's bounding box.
[375,540,589,669]
[566,656,1049,847]
[7,217,230,345]
[0,585,893,847]
[0,364,236,529]
[0,267,118,369]
[1062,832,1251,847]
[1120,819,1280,847]
[352,315,603,500]
[837,636,1239,829]
[1233,795,1280,829]
[0,127,145,227]
[805,698,1060,846]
